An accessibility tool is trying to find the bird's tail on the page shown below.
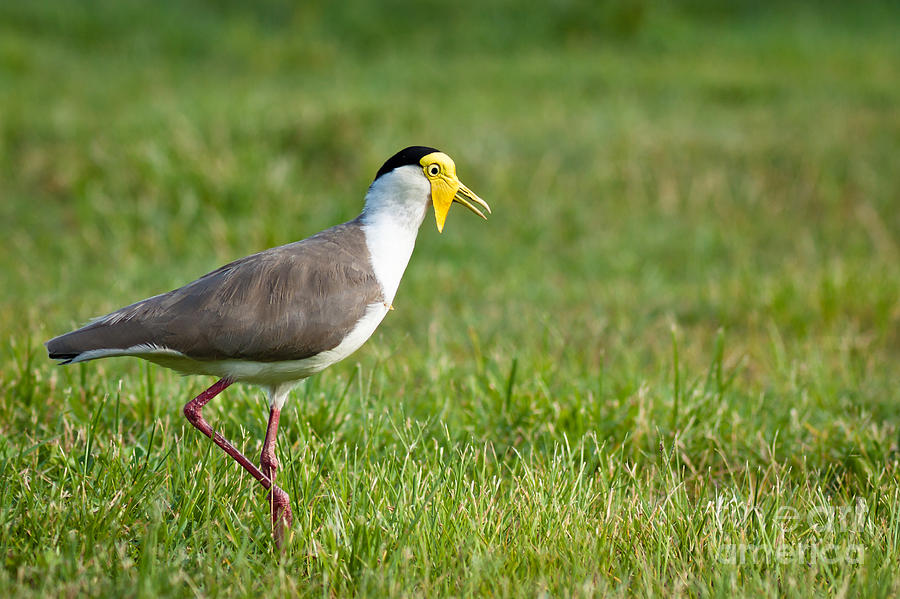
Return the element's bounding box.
[46,326,102,364]
[45,318,151,364]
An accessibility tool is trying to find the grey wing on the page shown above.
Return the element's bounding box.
[46,221,384,363]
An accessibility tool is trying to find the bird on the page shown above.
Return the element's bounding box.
[45,145,490,547]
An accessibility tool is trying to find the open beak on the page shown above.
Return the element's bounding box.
[433,178,492,233]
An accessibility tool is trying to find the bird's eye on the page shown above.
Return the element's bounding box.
[426,164,441,177]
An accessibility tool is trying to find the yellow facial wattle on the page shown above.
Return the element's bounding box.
[420,152,491,233]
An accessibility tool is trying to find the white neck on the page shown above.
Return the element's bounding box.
[359,165,430,305]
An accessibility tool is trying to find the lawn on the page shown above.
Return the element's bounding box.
[2,1,899,596]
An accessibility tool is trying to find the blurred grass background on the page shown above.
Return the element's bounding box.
[1,0,899,596]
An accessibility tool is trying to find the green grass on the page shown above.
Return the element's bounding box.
[2,1,900,596]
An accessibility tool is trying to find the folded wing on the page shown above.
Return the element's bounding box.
[46,220,383,364]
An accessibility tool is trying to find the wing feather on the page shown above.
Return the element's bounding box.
[46,220,383,363]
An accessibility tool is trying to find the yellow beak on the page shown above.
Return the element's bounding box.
[432,178,491,233]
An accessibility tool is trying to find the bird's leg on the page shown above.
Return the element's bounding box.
[260,407,280,480]
[260,405,292,544]
[182,378,268,483]
[182,378,292,548]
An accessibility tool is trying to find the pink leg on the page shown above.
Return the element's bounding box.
[182,378,292,547]
[260,405,292,543]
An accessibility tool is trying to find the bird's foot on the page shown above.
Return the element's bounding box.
[269,485,293,550]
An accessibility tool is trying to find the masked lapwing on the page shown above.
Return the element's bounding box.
[45,146,490,546]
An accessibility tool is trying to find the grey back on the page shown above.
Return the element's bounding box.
[47,219,384,363]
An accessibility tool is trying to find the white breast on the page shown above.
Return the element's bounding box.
[362,220,418,305]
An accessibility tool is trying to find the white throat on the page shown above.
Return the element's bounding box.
[359,165,430,305]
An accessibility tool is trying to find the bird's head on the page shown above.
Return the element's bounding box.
[370,146,491,233]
